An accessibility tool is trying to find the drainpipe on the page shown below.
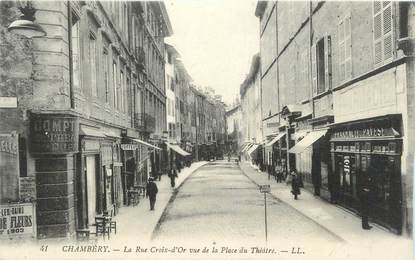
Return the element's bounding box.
[397,2,415,237]
[67,1,75,109]
[310,0,315,120]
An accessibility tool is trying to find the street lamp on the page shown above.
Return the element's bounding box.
[8,1,46,38]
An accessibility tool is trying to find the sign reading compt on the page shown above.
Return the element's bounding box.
[30,114,79,154]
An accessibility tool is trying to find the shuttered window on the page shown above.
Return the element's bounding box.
[324,35,332,91]
[373,1,394,66]
[338,15,352,83]
[312,35,332,96]
[311,44,317,96]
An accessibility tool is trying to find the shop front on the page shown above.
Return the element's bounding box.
[120,138,161,205]
[329,115,403,233]
[264,132,286,178]
[74,124,124,231]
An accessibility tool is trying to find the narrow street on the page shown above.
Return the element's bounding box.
[152,161,341,245]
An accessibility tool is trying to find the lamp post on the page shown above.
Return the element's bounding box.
[7,1,46,38]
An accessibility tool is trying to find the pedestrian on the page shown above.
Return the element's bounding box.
[290,170,302,200]
[168,168,178,188]
[360,175,373,230]
[146,177,158,210]
[275,163,282,183]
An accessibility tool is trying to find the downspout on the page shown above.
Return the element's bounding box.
[67,1,75,109]
[274,2,284,171]
[310,1,316,119]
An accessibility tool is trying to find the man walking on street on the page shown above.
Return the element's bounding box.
[360,175,373,230]
[168,166,178,188]
[146,177,158,211]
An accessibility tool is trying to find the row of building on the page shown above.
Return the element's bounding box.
[228,1,414,236]
[0,1,226,240]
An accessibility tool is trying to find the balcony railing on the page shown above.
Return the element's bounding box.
[134,113,155,133]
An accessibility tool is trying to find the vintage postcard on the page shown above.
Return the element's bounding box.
[0,0,413,259]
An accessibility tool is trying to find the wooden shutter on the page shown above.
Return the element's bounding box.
[373,1,393,66]
[373,1,383,65]
[345,16,352,79]
[324,35,332,91]
[311,44,317,96]
[338,20,345,82]
[383,2,393,61]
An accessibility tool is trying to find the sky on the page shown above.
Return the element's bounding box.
[164,0,260,105]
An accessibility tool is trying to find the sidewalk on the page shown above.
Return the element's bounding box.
[104,161,208,247]
[239,161,412,257]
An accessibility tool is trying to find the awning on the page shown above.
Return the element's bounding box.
[247,144,259,156]
[241,143,253,153]
[288,129,328,154]
[132,138,161,150]
[292,130,309,141]
[167,143,191,156]
[239,143,249,152]
[265,133,286,147]
[79,126,105,137]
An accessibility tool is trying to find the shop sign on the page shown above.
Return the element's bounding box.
[121,144,138,150]
[30,114,79,154]
[0,203,36,238]
[101,145,112,165]
[331,126,398,140]
[343,156,351,186]
[19,177,36,201]
[0,97,17,108]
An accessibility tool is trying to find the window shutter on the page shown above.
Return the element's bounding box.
[338,21,345,82]
[383,3,393,60]
[345,16,352,79]
[311,44,317,96]
[373,1,383,66]
[373,1,393,66]
[324,35,332,91]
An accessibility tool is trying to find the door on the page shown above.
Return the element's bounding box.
[86,156,97,225]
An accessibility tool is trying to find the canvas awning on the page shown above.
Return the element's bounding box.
[247,144,259,156]
[239,143,249,152]
[79,126,105,137]
[292,130,309,141]
[241,143,253,153]
[132,138,161,150]
[265,133,286,147]
[288,129,328,154]
[167,143,190,156]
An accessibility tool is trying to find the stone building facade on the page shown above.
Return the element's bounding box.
[255,1,414,235]
[0,1,171,239]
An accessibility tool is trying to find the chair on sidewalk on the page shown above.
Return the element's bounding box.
[104,208,117,235]
[76,228,90,241]
[94,215,111,240]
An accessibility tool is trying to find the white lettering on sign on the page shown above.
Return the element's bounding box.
[0,97,17,108]
[121,144,138,150]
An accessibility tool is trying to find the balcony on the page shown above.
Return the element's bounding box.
[134,113,155,133]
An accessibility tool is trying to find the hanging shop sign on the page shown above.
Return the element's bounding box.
[0,203,36,239]
[30,114,79,154]
[101,145,113,166]
[121,144,138,150]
